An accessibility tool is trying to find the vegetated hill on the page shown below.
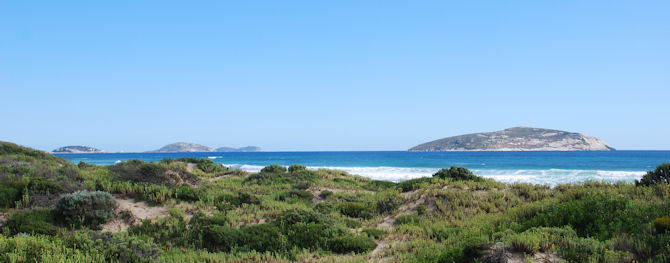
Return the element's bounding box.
[216,146,263,152]
[52,146,105,153]
[147,142,215,153]
[1,140,669,262]
[409,127,615,151]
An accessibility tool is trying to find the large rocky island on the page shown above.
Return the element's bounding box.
[52,146,106,153]
[147,142,215,153]
[409,127,615,151]
[148,143,263,153]
[216,146,263,152]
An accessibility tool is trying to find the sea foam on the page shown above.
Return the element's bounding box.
[222,163,645,186]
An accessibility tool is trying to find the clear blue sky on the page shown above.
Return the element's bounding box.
[1,1,669,152]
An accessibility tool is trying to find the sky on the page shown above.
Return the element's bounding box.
[1,1,669,152]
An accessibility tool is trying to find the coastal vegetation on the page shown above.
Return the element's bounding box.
[0,141,669,262]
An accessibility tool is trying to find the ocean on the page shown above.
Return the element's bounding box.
[56,151,670,186]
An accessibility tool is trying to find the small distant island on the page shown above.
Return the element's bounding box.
[52,146,106,154]
[148,142,263,153]
[409,127,615,151]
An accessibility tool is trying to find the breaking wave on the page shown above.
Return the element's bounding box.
[222,163,645,186]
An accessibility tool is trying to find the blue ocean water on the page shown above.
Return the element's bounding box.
[56,151,670,185]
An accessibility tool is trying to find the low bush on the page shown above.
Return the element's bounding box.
[339,201,374,219]
[239,224,288,252]
[288,164,307,173]
[398,177,432,192]
[286,222,333,250]
[328,235,377,254]
[361,228,387,239]
[320,190,334,199]
[261,164,287,174]
[54,190,115,229]
[557,237,606,262]
[395,214,421,225]
[243,173,292,185]
[0,181,23,209]
[417,205,427,216]
[315,201,335,214]
[275,189,313,203]
[637,163,670,186]
[175,185,202,202]
[162,158,229,175]
[375,190,402,215]
[216,191,261,207]
[654,217,670,233]
[272,209,329,230]
[203,225,241,252]
[87,232,161,263]
[341,218,362,228]
[365,180,397,191]
[0,234,105,262]
[436,236,488,263]
[4,209,60,235]
[520,193,662,240]
[433,166,484,182]
[129,212,189,248]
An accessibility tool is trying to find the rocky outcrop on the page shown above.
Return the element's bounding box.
[52,146,106,153]
[147,142,215,153]
[409,127,615,151]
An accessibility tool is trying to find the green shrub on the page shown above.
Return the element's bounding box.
[163,158,229,174]
[557,237,606,262]
[315,201,335,214]
[243,173,292,185]
[190,212,229,227]
[129,212,189,248]
[395,214,420,225]
[0,234,106,262]
[87,232,161,263]
[341,218,362,228]
[55,190,115,229]
[175,185,202,202]
[365,180,397,191]
[216,191,261,207]
[109,159,166,183]
[240,224,288,252]
[272,209,329,231]
[275,189,313,203]
[0,182,22,209]
[286,222,333,250]
[261,164,286,174]
[417,205,427,216]
[361,228,387,239]
[654,217,670,233]
[398,177,432,192]
[375,190,402,215]
[436,235,488,263]
[433,166,484,182]
[339,201,374,219]
[237,192,261,205]
[320,190,334,199]
[288,164,307,173]
[202,225,241,252]
[4,209,60,235]
[328,235,377,254]
[521,193,661,240]
[637,163,670,186]
[294,182,311,190]
[270,209,346,251]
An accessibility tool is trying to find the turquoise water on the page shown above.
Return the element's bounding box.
[56,151,670,185]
